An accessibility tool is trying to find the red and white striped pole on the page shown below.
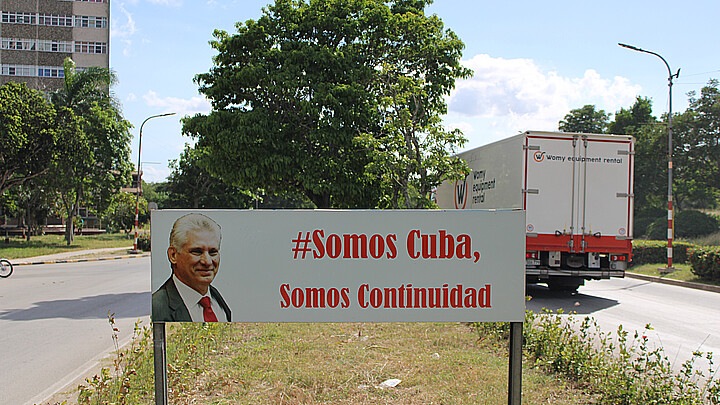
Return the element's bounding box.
[619,43,679,270]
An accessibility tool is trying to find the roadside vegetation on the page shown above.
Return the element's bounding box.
[71,309,720,404]
[75,321,595,404]
[0,233,133,260]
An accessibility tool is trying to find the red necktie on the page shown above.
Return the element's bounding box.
[199,296,218,322]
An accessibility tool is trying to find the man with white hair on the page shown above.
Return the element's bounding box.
[152,213,231,322]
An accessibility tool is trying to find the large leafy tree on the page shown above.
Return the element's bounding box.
[673,79,720,208]
[360,4,471,208]
[165,144,253,209]
[0,82,57,195]
[49,59,132,244]
[606,97,665,214]
[183,0,469,208]
[558,104,609,134]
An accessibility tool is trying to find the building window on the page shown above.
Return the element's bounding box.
[74,15,107,28]
[73,41,107,54]
[1,38,107,54]
[1,64,64,78]
[37,39,74,53]
[1,12,36,24]
[2,12,107,29]
[1,64,35,77]
[1,38,36,51]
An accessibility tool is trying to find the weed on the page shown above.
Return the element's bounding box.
[514,309,720,404]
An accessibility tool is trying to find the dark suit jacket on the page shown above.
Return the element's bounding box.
[152,276,232,322]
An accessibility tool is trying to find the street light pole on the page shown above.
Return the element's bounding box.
[133,112,175,252]
[619,43,680,270]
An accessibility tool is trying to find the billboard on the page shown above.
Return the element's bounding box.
[151,210,525,323]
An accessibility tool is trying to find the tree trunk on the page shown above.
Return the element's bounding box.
[308,192,331,209]
[65,210,74,246]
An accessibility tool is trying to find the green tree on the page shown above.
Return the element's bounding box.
[606,97,664,216]
[165,144,253,209]
[49,59,133,244]
[608,96,655,135]
[359,4,471,208]
[183,0,469,209]
[142,181,170,209]
[558,104,609,134]
[0,82,57,195]
[102,191,147,233]
[673,79,720,209]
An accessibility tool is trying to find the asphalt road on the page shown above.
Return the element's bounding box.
[0,257,151,405]
[527,277,720,374]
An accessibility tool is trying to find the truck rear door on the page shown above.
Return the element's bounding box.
[524,133,633,254]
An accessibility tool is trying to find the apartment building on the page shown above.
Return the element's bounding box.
[0,0,109,91]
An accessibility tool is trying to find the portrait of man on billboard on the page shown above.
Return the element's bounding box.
[152,213,232,322]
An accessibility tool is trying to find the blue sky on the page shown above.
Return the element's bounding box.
[111,0,720,183]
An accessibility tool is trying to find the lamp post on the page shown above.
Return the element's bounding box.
[133,112,175,252]
[619,43,680,270]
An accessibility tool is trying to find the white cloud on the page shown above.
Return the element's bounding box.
[140,165,172,183]
[142,91,212,116]
[126,93,137,102]
[445,54,642,145]
[111,2,136,39]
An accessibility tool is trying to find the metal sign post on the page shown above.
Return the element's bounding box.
[153,322,167,405]
[508,321,523,405]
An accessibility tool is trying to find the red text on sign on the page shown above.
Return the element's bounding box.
[311,230,398,259]
[279,284,351,308]
[406,230,473,260]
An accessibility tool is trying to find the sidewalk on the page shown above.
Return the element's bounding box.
[625,271,720,294]
[12,247,150,266]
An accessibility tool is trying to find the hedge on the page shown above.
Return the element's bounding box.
[631,240,694,265]
[688,246,720,281]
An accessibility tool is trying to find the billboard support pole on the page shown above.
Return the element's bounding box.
[508,321,523,405]
[153,322,168,405]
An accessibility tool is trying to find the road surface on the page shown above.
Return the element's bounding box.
[0,257,150,405]
[527,277,720,374]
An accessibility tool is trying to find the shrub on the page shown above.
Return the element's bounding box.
[136,233,151,251]
[478,310,720,404]
[634,216,658,238]
[675,210,720,238]
[646,210,720,240]
[688,246,720,281]
[632,240,694,265]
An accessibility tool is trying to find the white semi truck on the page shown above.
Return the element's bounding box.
[434,131,634,292]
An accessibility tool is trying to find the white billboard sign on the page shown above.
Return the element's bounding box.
[151,210,525,323]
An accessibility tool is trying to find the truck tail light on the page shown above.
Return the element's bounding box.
[610,254,626,262]
[526,251,539,260]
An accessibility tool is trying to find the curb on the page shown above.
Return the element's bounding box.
[13,253,150,266]
[626,271,720,294]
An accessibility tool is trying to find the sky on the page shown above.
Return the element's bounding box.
[110,0,720,183]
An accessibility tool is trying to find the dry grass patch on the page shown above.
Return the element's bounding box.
[162,322,594,404]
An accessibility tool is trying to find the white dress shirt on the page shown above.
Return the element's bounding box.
[172,275,228,322]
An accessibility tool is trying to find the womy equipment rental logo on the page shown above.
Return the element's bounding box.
[454,174,469,209]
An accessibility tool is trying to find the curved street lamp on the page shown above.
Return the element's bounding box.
[619,43,680,270]
[133,112,176,252]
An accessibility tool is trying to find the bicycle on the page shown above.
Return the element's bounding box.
[0,258,13,278]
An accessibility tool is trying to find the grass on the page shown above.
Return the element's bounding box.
[0,232,134,260]
[630,263,720,287]
[77,322,596,404]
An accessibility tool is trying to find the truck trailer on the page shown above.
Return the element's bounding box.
[434,131,634,292]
